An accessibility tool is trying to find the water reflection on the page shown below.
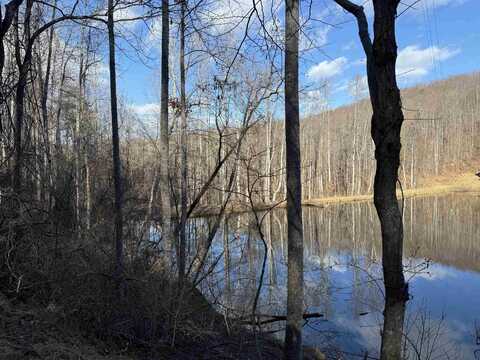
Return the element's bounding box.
[186,194,480,358]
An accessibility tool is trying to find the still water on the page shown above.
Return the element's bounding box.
[191,194,480,359]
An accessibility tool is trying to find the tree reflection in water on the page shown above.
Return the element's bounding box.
[171,194,480,358]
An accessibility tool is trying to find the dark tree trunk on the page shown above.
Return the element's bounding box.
[13,66,27,194]
[160,0,172,253]
[0,0,23,80]
[107,0,124,283]
[178,0,187,283]
[332,1,408,359]
[13,0,33,195]
[371,0,407,302]
[39,1,56,208]
[54,49,69,186]
[284,0,304,358]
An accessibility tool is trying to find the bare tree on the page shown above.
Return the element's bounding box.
[178,0,187,283]
[0,0,23,80]
[160,0,172,254]
[284,0,304,358]
[332,1,408,359]
[107,0,124,284]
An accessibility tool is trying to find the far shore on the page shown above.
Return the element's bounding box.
[192,172,480,217]
[303,172,480,207]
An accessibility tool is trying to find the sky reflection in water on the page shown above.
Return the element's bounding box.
[195,194,480,359]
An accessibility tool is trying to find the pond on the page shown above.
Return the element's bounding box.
[190,194,480,359]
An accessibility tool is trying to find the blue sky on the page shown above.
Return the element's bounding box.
[111,0,480,119]
[306,0,480,107]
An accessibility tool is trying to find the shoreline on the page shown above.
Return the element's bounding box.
[193,172,480,217]
[304,172,480,207]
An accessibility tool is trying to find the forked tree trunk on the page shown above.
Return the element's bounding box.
[332,1,408,359]
[284,0,304,358]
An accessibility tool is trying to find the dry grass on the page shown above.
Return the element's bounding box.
[303,172,480,207]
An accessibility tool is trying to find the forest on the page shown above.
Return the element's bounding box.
[0,0,479,359]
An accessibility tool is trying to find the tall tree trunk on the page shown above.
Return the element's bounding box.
[13,66,27,194]
[370,0,407,303]
[178,0,187,283]
[107,0,124,283]
[75,47,84,235]
[351,94,357,196]
[39,0,56,208]
[284,0,304,358]
[160,0,172,255]
[0,0,23,81]
[85,150,91,230]
[264,103,272,203]
[13,0,33,195]
[332,1,408,359]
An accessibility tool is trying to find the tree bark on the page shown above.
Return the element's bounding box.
[13,0,33,195]
[107,0,124,284]
[0,0,23,81]
[75,43,84,235]
[178,0,187,283]
[333,0,407,292]
[160,0,172,254]
[332,1,408,359]
[54,48,70,187]
[370,0,407,302]
[85,150,91,230]
[284,0,304,358]
[38,0,56,208]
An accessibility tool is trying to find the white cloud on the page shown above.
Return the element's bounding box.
[98,4,144,31]
[130,103,160,118]
[307,57,348,80]
[114,5,142,30]
[396,45,460,79]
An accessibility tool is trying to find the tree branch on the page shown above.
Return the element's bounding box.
[333,0,372,58]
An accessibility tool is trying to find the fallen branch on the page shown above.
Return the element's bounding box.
[236,312,324,326]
